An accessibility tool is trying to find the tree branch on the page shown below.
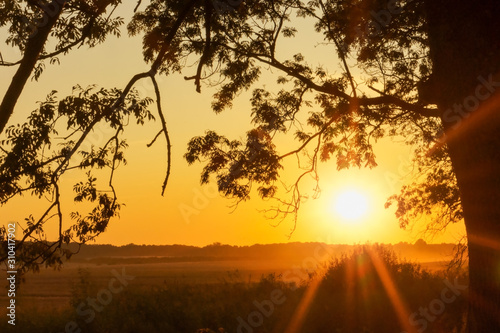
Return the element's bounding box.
[150,0,199,74]
[318,0,357,100]
[134,0,142,13]
[217,43,441,118]
[279,114,338,160]
[0,0,68,135]
[150,75,171,196]
[192,0,213,93]
[0,18,96,68]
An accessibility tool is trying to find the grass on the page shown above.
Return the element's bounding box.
[0,244,467,333]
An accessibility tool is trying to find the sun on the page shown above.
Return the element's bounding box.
[333,189,370,223]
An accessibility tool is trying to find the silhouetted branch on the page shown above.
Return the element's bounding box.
[264,129,323,238]
[108,125,123,206]
[0,23,94,68]
[280,114,338,160]
[193,0,213,93]
[134,0,142,13]
[147,129,164,147]
[151,0,199,74]
[217,43,440,118]
[0,0,68,135]
[150,75,171,196]
[54,183,63,247]
[317,0,357,99]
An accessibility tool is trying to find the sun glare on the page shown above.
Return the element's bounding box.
[333,189,370,223]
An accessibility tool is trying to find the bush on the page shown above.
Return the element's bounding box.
[300,244,467,333]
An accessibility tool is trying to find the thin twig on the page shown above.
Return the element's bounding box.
[147,129,165,147]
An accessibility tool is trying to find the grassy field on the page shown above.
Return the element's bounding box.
[0,245,465,332]
[1,259,304,311]
[1,255,449,309]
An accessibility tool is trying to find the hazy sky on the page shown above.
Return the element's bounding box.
[0,3,465,246]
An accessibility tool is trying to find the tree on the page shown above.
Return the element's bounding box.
[0,1,499,332]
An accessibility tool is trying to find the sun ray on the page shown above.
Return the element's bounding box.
[284,274,323,333]
[366,248,419,333]
[466,233,500,324]
[468,233,500,251]
[356,252,373,315]
[429,86,500,155]
[344,254,356,332]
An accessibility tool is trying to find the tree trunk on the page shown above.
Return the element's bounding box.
[425,0,500,332]
[445,94,500,332]
[0,0,66,135]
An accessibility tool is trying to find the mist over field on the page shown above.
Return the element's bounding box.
[1,241,466,333]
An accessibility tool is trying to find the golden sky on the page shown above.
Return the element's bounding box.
[0,4,465,246]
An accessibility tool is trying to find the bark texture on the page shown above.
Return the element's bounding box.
[425,0,500,331]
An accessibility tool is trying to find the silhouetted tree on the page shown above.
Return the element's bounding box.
[1,1,499,332]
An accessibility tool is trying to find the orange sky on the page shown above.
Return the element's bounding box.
[0,4,465,246]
